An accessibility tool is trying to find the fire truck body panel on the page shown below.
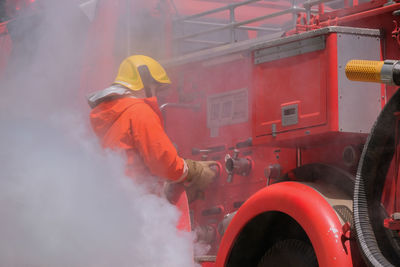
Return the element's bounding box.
[164,26,375,266]
[165,26,382,147]
[162,2,400,265]
[253,27,381,147]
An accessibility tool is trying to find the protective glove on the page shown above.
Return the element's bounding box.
[164,159,219,204]
[183,159,219,203]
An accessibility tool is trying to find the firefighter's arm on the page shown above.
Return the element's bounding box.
[128,103,185,181]
[128,103,218,202]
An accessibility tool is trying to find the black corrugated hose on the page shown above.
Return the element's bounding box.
[354,89,400,267]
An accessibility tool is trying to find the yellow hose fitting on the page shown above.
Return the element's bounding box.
[345,60,384,83]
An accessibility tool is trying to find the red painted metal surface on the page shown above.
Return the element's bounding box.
[319,0,388,23]
[163,3,394,263]
[251,32,368,148]
[164,54,301,255]
[321,3,400,27]
[176,191,192,232]
[252,36,330,146]
[215,182,353,267]
[384,217,400,230]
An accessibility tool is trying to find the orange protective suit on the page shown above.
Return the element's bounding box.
[89,96,185,182]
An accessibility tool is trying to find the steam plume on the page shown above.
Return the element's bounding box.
[0,1,194,266]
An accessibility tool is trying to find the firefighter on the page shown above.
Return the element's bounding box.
[87,55,217,202]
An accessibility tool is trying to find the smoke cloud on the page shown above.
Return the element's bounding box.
[0,1,194,266]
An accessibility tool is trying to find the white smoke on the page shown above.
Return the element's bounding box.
[0,1,194,266]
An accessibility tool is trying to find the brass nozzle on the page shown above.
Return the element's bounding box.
[345,60,384,83]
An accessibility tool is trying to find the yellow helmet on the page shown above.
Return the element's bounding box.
[114,55,171,91]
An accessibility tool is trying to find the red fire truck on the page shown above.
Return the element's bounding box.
[159,1,400,266]
[2,0,400,266]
